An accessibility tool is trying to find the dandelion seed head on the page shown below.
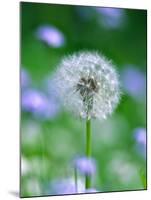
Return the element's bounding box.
[54,51,120,120]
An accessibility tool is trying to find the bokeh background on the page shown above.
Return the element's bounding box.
[21,2,147,197]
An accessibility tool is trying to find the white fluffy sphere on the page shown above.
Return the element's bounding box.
[54,51,120,120]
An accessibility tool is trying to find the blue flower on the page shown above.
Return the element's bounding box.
[134,127,146,157]
[21,68,31,88]
[96,7,126,29]
[36,25,65,48]
[74,156,96,176]
[134,128,146,145]
[121,65,146,101]
[21,89,59,120]
[47,178,84,195]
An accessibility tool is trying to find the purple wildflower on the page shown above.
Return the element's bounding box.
[49,178,84,195]
[121,65,146,100]
[134,127,146,157]
[134,128,146,146]
[74,156,96,176]
[134,128,146,145]
[21,89,59,119]
[96,7,125,29]
[36,25,65,48]
[21,68,31,88]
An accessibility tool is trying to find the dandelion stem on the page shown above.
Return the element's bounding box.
[85,118,91,189]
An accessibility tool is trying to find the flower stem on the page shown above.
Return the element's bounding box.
[74,166,78,192]
[85,118,91,189]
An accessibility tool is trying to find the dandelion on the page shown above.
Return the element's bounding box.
[54,51,120,189]
[54,51,120,120]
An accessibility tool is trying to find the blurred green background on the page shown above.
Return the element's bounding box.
[21,2,147,197]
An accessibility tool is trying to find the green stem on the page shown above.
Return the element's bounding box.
[74,167,78,192]
[85,118,91,189]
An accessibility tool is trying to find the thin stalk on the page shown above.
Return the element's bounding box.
[85,118,91,189]
[74,167,78,192]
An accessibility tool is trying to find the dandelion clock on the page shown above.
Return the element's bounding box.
[54,51,121,189]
